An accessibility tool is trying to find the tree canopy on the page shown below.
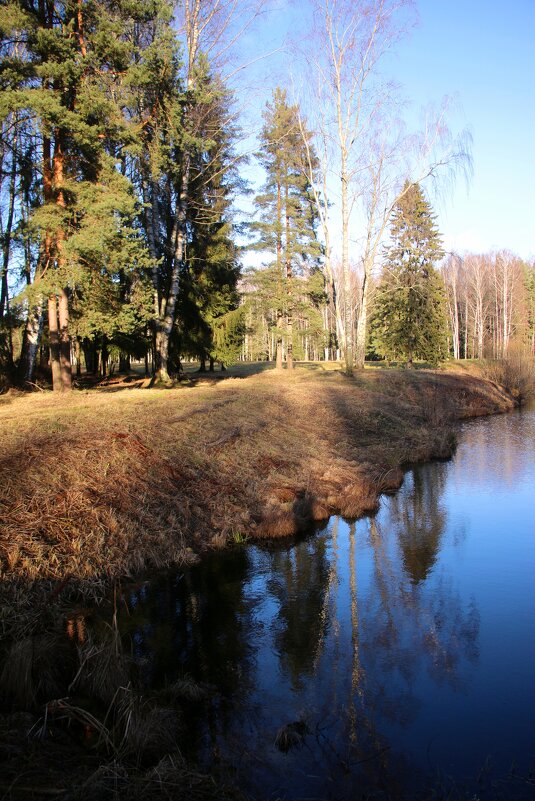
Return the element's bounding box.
[0,1,528,390]
[371,182,447,366]
[249,88,322,368]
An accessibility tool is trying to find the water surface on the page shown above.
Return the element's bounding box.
[118,406,535,799]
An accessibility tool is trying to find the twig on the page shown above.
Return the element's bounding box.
[205,427,241,448]
[23,380,46,392]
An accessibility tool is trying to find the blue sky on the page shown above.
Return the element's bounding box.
[392,0,535,259]
[235,0,535,263]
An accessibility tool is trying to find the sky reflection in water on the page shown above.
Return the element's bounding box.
[120,406,535,800]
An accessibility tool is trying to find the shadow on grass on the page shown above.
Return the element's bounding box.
[0,364,526,801]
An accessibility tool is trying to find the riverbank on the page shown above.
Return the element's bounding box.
[0,364,523,801]
[0,364,515,635]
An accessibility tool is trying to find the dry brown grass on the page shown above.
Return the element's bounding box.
[0,362,525,801]
[481,350,535,403]
[0,364,515,634]
[68,753,249,801]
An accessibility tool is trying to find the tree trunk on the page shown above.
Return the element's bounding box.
[18,199,46,383]
[153,0,203,385]
[91,340,99,374]
[155,157,190,384]
[355,266,369,370]
[464,296,468,359]
[0,124,17,322]
[101,337,108,377]
[58,286,71,390]
[19,301,44,383]
[51,131,72,391]
[341,169,353,375]
[275,312,283,369]
[143,173,163,374]
[48,295,62,390]
[285,185,294,370]
[286,314,293,368]
[328,270,344,359]
[119,352,130,373]
[451,280,460,360]
[445,261,460,360]
[75,337,82,377]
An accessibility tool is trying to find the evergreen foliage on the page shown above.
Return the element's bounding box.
[0,0,169,386]
[0,0,243,384]
[250,88,322,367]
[178,77,244,368]
[371,182,447,366]
[1,7,523,387]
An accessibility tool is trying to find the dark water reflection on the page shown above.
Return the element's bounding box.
[117,406,535,799]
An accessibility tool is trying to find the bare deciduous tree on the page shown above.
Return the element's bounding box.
[299,0,414,373]
[298,0,471,372]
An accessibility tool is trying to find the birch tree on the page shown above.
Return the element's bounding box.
[443,254,464,359]
[300,0,471,372]
[301,0,413,374]
[492,250,522,358]
[523,261,535,356]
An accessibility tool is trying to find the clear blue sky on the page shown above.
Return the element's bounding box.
[392,0,535,260]
[236,0,535,262]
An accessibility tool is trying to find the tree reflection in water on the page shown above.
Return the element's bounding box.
[394,462,448,584]
[265,534,331,690]
[110,461,481,799]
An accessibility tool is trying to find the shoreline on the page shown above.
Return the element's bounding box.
[0,365,516,635]
[0,363,521,800]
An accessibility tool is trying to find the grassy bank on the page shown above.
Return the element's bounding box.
[0,363,515,634]
[0,364,521,800]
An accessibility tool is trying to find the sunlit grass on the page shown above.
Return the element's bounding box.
[0,363,524,800]
[0,364,516,637]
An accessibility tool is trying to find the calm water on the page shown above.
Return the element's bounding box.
[118,406,535,800]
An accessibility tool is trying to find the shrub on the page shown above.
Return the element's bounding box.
[483,346,535,403]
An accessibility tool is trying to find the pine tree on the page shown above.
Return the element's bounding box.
[252,88,321,369]
[125,2,187,382]
[0,0,162,389]
[372,182,447,367]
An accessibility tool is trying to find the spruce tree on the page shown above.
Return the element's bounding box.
[372,182,447,367]
[252,88,321,368]
[125,2,187,382]
[179,76,243,370]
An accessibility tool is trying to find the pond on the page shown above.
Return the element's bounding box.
[117,405,535,800]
